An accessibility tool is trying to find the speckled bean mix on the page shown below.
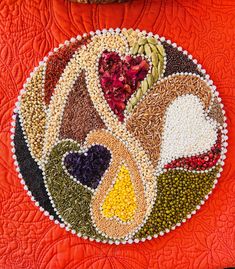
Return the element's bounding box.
[12,29,228,244]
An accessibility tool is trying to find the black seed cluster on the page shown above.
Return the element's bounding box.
[14,115,60,220]
[163,42,204,77]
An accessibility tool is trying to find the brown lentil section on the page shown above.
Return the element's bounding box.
[208,98,224,126]
[59,72,106,142]
[126,75,212,166]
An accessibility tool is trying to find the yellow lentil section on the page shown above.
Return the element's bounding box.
[102,165,137,222]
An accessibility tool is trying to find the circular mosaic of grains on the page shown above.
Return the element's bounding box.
[11,29,228,244]
[126,75,213,166]
[59,71,106,141]
[20,64,46,161]
[86,130,147,239]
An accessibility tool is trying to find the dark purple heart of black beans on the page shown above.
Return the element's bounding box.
[63,145,111,189]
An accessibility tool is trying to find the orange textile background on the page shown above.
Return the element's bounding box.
[0,0,235,268]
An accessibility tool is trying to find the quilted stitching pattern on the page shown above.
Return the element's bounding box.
[0,0,235,268]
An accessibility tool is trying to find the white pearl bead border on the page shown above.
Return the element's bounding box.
[10,28,228,245]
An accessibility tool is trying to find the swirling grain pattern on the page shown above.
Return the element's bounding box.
[0,0,235,268]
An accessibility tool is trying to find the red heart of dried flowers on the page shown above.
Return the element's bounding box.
[98,50,149,121]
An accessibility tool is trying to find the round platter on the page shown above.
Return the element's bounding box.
[11,28,228,244]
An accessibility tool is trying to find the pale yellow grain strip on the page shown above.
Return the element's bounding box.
[20,64,46,161]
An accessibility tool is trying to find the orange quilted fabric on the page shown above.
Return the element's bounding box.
[0,0,235,268]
